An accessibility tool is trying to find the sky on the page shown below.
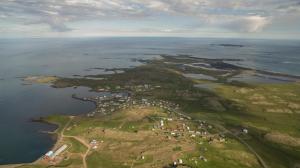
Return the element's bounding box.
[0,0,300,39]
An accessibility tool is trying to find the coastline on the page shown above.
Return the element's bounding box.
[0,164,23,168]
[0,119,61,168]
[0,93,98,167]
[0,117,66,167]
[1,54,300,167]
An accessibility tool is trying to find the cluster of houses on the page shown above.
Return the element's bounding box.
[72,93,131,117]
[173,158,183,167]
[71,91,232,166]
[153,115,228,166]
[140,99,180,112]
[96,84,161,92]
[73,92,181,118]
[90,139,98,149]
[172,156,207,167]
[128,84,161,92]
[153,117,214,140]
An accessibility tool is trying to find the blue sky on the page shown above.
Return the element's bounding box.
[0,0,300,39]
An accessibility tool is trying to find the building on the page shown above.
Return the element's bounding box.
[44,151,54,160]
[51,145,68,159]
[242,128,248,134]
[160,120,164,127]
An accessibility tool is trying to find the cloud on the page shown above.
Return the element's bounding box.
[0,0,299,35]
[45,17,72,32]
[215,15,270,33]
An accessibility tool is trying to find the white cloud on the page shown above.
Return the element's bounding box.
[213,15,270,33]
[0,0,299,37]
[145,1,170,11]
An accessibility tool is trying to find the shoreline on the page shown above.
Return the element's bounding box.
[0,94,98,167]
[183,55,300,79]
[0,119,60,167]
[2,54,300,167]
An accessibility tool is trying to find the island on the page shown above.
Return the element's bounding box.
[11,55,300,168]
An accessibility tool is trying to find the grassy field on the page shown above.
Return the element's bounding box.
[78,106,259,168]
[87,152,129,168]
[44,115,71,134]
[213,83,300,168]
[64,137,87,154]
[83,107,257,168]
[22,106,260,168]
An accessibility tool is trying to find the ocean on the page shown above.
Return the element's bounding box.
[0,37,299,164]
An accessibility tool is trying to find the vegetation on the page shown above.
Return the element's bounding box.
[44,115,70,133]
[65,137,87,153]
[87,152,129,168]
[18,55,300,168]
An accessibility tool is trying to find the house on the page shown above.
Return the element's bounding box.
[199,155,208,162]
[173,161,177,166]
[90,140,98,149]
[242,128,248,134]
[160,120,164,127]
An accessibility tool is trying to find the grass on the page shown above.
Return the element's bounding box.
[64,117,122,136]
[216,83,300,136]
[172,146,182,151]
[211,83,300,168]
[44,115,70,133]
[73,106,256,168]
[18,56,300,168]
[52,155,83,167]
[17,165,47,168]
[65,137,87,154]
[87,152,129,168]
[181,138,260,168]
[245,129,297,168]
[133,155,153,166]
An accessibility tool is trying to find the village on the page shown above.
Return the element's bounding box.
[72,84,182,119]
[37,88,252,168]
[13,54,299,168]
[14,54,269,168]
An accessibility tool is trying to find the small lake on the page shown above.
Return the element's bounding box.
[228,73,297,84]
[183,73,217,81]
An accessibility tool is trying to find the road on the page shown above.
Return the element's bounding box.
[174,110,269,168]
[60,116,91,168]
[213,124,269,168]
[59,111,269,168]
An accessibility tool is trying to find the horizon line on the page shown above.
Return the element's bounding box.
[1,35,300,41]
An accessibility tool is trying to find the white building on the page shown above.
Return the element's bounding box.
[160,120,164,127]
[51,144,68,159]
[242,128,248,134]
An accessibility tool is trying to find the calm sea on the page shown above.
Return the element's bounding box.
[0,37,299,164]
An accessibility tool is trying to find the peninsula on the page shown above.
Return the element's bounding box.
[12,55,300,168]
